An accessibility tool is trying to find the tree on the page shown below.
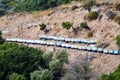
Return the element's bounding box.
[9,73,26,80]
[0,30,5,44]
[0,42,44,80]
[55,49,69,65]
[98,65,120,80]
[42,51,54,68]
[30,69,52,80]
[49,59,61,75]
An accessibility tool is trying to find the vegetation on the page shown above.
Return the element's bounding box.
[39,23,46,30]
[87,31,94,37]
[62,21,72,30]
[0,0,71,16]
[116,35,120,50]
[15,0,71,12]
[61,54,90,80]
[82,0,96,12]
[9,73,26,80]
[98,65,120,80]
[118,20,120,25]
[85,11,98,21]
[113,15,120,22]
[114,3,120,11]
[30,69,52,80]
[80,22,90,30]
[0,42,68,80]
[0,31,5,44]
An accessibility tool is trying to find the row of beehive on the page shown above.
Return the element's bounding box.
[39,35,96,44]
[6,38,120,55]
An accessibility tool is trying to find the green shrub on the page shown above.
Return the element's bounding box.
[0,9,6,16]
[55,49,68,64]
[87,31,93,37]
[83,0,96,12]
[116,35,120,49]
[118,20,120,25]
[39,23,46,30]
[62,21,72,30]
[30,69,52,80]
[85,11,98,20]
[8,1,17,7]
[98,65,120,80]
[115,3,120,11]
[49,59,61,74]
[80,22,90,30]
[9,73,26,80]
[0,30,5,44]
[15,0,71,12]
[113,15,120,22]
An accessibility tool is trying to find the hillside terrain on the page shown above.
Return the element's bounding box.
[0,0,120,80]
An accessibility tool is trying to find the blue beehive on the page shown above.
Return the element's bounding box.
[49,42,55,46]
[97,48,104,53]
[70,38,75,42]
[86,40,91,44]
[83,40,88,43]
[47,36,52,40]
[56,42,62,47]
[91,47,97,52]
[113,50,119,55]
[108,50,114,54]
[87,47,92,51]
[78,38,82,43]
[82,46,88,51]
[61,43,66,48]
[61,37,66,41]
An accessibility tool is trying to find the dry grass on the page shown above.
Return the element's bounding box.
[31,9,54,18]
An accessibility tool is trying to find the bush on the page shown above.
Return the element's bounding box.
[55,49,68,64]
[116,35,120,50]
[80,22,90,30]
[30,69,52,80]
[9,73,26,80]
[0,30,5,44]
[98,65,120,80]
[114,3,120,11]
[87,31,93,37]
[62,21,72,30]
[85,11,98,21]
[0,9,6,16]
[8,1,17,7]
[71,5,79,11]
[118,20,120,25]
[49,59,61,75]
[39,23,46,30]
[83,0,96,12]
[114,15,120,22]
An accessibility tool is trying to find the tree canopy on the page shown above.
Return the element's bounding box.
[0,42,69,80]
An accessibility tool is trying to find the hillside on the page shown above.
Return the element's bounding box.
[0,0,120,80]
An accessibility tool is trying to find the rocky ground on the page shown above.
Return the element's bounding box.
[0,1,120,80]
